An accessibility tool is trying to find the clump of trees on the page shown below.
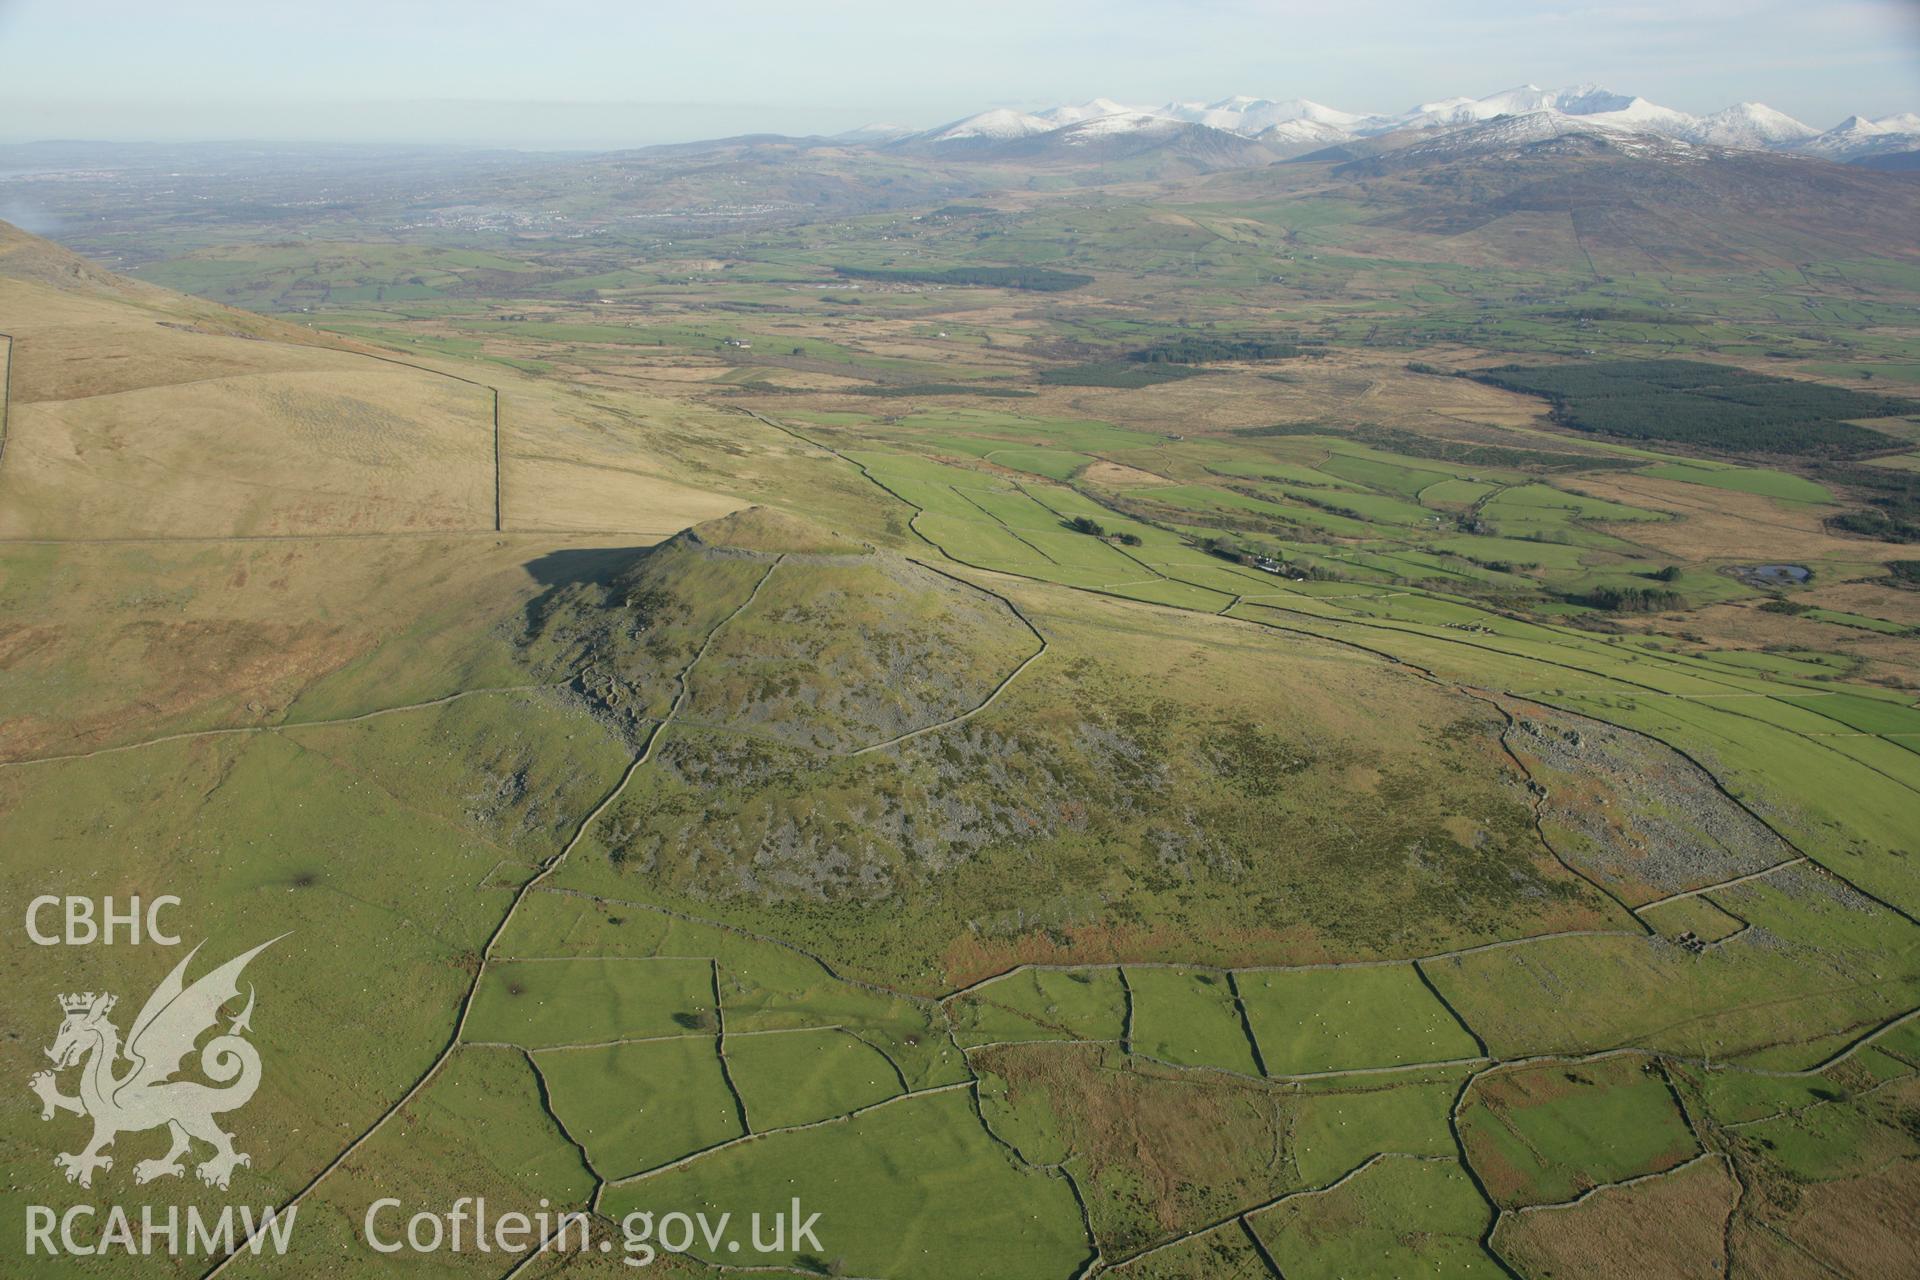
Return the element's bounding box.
[1065,515,1139,545]
[1198,535,1245,561]
[1831,510,1917,540]
[1579,585,1686,613]
[1818,461,1920,543]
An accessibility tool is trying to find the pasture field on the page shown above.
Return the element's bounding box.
[1458,1056,1699,1208]
[947,967,1129,1046]
[722,1027,903,1130]
[464,957,718,1049]
[1105,1231,1274,1279]
[598,1089,1091,1280]
[1125,967,1263,1074]
[1290,1074,1465,1184]
[1246,1156,1493,1278]
[1235,964,1481,1074]
[278,1047,601,1280]
[536,1036,744,1177]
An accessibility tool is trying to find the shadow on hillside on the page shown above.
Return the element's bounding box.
[518,544,653,637]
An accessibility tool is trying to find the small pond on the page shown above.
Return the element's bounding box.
[1736,564,1811,585]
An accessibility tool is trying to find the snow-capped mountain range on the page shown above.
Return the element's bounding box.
[871,85,1918,162]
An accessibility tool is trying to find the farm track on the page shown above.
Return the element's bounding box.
[1212,597,1920,924]
[4,206,1905,1273]
[1634,856,1809,913]
[939,928,1651,1003]
[950,483,1060,563]
[1504,1148,1729,1217]
[1234,600,1920,810]
[181,672,1914,1280]
[951,997,1920,1087]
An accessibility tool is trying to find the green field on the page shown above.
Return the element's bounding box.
[1237,964,1482,1074]
[536,1036,744,1176]
[1127,968,1263,1075]
[1460,1056,1699,1207]
[465,958,718,1048]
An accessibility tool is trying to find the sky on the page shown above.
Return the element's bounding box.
[1,0,1916,150]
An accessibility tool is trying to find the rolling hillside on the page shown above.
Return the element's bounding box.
[2,135,1918,1280]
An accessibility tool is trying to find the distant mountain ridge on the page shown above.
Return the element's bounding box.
[871,84,1920,164]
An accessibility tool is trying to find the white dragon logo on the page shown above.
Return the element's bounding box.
[29,938,280,1191]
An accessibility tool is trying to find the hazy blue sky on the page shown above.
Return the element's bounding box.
[2,0,1916,149]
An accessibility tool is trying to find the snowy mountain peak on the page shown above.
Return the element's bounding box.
[1406,85,1671,130]
[896,85,1917,163]
[1833,114,1886,135]
[1694,102,1816,146]
[1036,98,1142,127]
[1257,118,1355,146]
[927,108,1054,142]
[1800,112,1920,159]
[1555,85,1636,115]
[1057,112,1184,142]
[1392,109,1703,164]
[1282,98,1370,126]
[1457,84,1556,118]
[1159,95,1375,135]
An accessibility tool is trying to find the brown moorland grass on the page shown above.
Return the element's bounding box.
[2,366,496,537]
[1083,458,1176,487]
[0,533,633,760]
[1491,1154,1736,1279]
[1566,469,1901,565]
[1754,1157,1920,1280]
[973,1042,1298,1254]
